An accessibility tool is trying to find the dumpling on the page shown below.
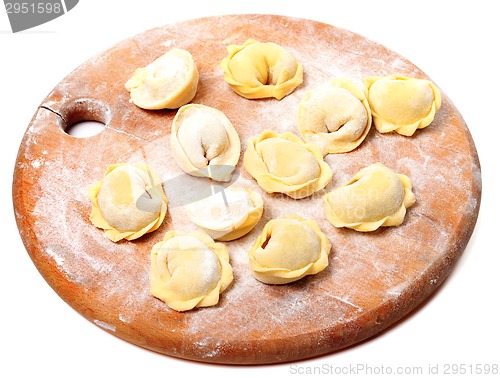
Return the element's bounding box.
[243,130,332,199]
[150,229,233,312]
[219,39,303,100]
[248,214,331,284]
[185,186,263,241]
[125,49,199,110]
[170,104,241,182]
[364,75,441,136]
[297,78,372,155]
[88,163,168,242]
[323,163,416,232]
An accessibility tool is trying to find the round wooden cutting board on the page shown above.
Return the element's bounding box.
[13,15,481,364]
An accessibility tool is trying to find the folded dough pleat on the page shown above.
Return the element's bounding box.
[88,163,168,242]
[323,163,416,231]
[150,230,233,312]
[243,130,332,199]
[248,214,331,284]
[297,78,372,155]
[364,75,441,136]
[185,186,263,241]
[220,39,303,100]
[125,48,199,110]
[170,104,241,182]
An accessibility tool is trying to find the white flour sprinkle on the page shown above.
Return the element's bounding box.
[94,320,116,332]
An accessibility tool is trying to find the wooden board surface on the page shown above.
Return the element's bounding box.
[13,14,481,364]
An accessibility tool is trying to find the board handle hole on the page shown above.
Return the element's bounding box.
[58,98,111,138]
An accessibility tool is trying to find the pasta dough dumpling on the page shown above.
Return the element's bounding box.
[248,214,331,284]
[185,186,263,241]
[125,49,199,110]
[170,104,241,182]
[220,39,303,100]
[88,163,168,242]
[297,78,372,155]
[243,130,332,199]
[323,163,416,232]
[364,75,441,136]
[150,230,233,312]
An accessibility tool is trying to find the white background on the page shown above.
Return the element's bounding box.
[1,1,498,377]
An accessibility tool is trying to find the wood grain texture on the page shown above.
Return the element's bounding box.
[13,15,481,364]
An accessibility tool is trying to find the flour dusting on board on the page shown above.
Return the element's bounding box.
[94,319,117,332]
[16,15,481,363]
